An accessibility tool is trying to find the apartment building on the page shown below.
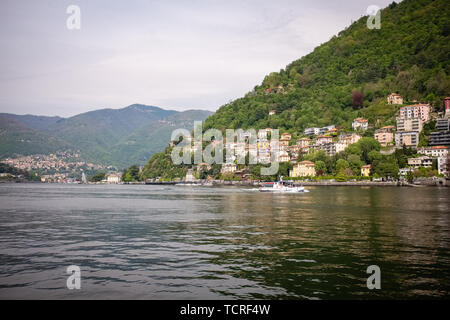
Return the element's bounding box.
[395,131,419,148]
[374,127,394,147]
[399,104,431,123]
[396,117,423,132]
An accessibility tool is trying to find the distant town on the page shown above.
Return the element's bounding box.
[0,151,115,183]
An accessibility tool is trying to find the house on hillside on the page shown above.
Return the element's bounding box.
[297,138,311,148]
[418,146,449,158]
[374,128,394,147]
[387,93,403,105]
[304,127,320,136]
[279,151,290,163]
[316,135,333,145]
[444,97,450,118]
[352,118,368,131]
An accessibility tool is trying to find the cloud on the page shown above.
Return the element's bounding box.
[0,0,395,117]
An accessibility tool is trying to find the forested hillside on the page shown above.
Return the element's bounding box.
[204,0,450,134]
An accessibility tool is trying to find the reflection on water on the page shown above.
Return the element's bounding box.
[0,183,449,299]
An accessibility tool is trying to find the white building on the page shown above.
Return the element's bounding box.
[407,156,433,168]
[418,146,449,158]
[352,118,369,131]
[304,127,320,136]
[278,151,290,163]
[221,163,237,174]
[335,142,347,153]
[399,167,414,177]
[438,156,448,176]
[106,173,121,184]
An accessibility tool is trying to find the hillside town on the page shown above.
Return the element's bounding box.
[197,95,450,182]
[2,96,450,185]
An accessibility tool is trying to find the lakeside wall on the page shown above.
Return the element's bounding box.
[202,178,450,187]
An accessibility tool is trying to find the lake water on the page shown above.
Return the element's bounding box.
[0,183,449,299]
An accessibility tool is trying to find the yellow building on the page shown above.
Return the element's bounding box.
[361,164,371,177]
[290,161,316,177]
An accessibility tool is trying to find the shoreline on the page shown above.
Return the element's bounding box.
[2,178,448,187]
[203,179,449,187]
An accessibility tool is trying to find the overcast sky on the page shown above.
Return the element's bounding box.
[0,0,394,117]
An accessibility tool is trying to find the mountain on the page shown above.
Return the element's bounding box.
[0,115,70,157]
[1,114,64,132]
[0,105,212,167]
[204,0,450,134]
[139,0,449,181]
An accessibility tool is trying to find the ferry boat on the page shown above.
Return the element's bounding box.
[259,177,306,193]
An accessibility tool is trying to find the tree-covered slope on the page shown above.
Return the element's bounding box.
[204,0,450,134]
[0,115,70,158]
[110,109,213,166]
[0,114,63,132]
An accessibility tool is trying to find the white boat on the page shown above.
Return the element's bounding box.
[259,177,307,193]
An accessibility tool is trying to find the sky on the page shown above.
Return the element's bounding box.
[0,0,395,117]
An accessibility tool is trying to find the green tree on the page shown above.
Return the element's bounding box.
[123,165,140,182]
[90,172,106,182]
[336,159,350,172]
[368,150,383,163]
[357,137,381,163]
[373,159,399,179]
[347,154,363,175]
[315,160,327,176]
[335,169,348,182]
